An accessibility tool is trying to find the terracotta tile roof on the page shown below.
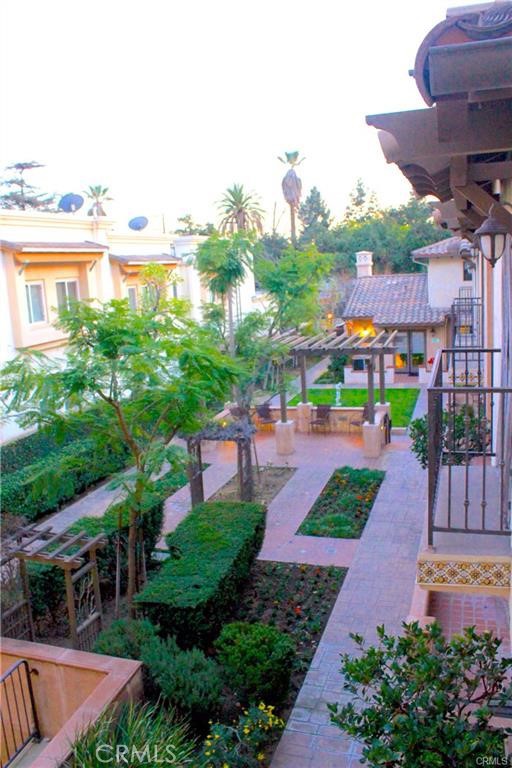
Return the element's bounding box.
[342,273,449,326]
[411,236,463,260]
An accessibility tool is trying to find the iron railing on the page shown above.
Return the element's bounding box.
[0,660,40,767]
[427,348,512,546]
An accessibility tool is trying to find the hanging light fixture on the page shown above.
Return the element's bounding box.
[474,206,508,268]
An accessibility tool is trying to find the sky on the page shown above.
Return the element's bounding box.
[1,0,461,234]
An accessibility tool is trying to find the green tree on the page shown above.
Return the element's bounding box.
[218,184,264,235]
[196,231,259,356]
[0,161,55,210]
[343,178,379,223]
[175,213,214,236]
[84,184,112,216]
[278,151,304,245]
[329,622,512,768]
[0,295,237,614]
[255,243,333,332]
[298,186,331,243]
[259,232,289,263]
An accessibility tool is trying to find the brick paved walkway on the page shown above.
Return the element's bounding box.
[270,386,428,767]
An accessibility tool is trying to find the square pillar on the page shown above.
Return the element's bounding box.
[362,422,382,458]
[275,420,295,455]
[296,402,313,433]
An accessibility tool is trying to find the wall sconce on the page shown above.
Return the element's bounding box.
[474,206,508,268]
[458,239,478,264]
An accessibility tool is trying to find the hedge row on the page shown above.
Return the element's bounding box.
[27,466,188,623]
[1,438,130,521]
[1,425,89,474]
[135,500,266,648]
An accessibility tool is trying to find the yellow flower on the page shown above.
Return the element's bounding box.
[257,752,265,761]
[243,726,250,734]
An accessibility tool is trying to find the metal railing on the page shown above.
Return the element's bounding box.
[0,660,40,768]
[427,348,512,546]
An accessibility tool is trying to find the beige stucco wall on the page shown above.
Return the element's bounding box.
[427,256,474,308]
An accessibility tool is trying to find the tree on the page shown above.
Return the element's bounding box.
[278,151,304,246]
[84,185,112,217]
[343,178,379,223]
[217,184,264,235]
[298,186,331,242]
[259,232,289,264]
[329,622,512,768]
[0,293,237,615]
[196,231,259,356]
[175,213,214,236]
[255,243,333,333]
[0,161,55,210]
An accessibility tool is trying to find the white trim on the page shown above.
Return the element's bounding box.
[25,280,47,324]
[56,278,80,310]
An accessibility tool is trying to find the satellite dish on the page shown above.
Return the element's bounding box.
[128,216,148,231]
[58,193,84,213]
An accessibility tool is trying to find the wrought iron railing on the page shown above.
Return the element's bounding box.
[427,348,512,546]
[0,659,40,768]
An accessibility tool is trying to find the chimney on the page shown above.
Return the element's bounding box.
[356,250,373,278]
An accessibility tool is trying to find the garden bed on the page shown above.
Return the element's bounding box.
[288,387,419,426]
[232,560,346,753]
[298,465,385,538]
[209,465,295,506]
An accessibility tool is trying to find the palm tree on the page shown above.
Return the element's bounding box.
[278,151,304,245]
[84,185,112,217]
[218,184,264,235]
[196,232,255,356]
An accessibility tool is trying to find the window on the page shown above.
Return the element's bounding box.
[25,282,46,324]
[352,357,368,372]
[127,286,138,310]
[56,280,79,311]
[463,261,473,282]
[172,282,178,299]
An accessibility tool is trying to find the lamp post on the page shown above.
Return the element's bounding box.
[474,207,508,268]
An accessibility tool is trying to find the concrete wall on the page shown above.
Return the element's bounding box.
[1,638,142,768]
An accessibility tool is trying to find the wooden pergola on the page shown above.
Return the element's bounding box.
[273,328,398,424]
[185,419,256,506]
[0,524,106,651]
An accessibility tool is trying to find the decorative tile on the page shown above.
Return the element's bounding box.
[417,559,510,588]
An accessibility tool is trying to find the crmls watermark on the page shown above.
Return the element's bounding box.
[95,745,178,764]
[475,757,511,767]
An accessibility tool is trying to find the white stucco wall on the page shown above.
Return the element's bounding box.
[427,256,475,307]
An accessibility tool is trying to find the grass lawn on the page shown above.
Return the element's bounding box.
[288,387,419,427]
[298,466,385,538]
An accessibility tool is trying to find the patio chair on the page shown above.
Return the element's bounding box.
[348,403,369,433]
[255,403,277,431]
[310,404,332,433]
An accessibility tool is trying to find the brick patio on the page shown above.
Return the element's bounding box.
[430,591,511,646]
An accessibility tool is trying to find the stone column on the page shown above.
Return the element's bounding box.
[296,402,313,433]
[276,420,295,455]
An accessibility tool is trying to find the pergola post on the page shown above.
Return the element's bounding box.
[299,354,308,404]
[187,438,204,508]
[65,568,79,649]
[366,357,375,425]
[378,352,386,405]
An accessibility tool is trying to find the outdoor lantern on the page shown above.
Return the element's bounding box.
[458,239,478,262]
[474,208,508,268]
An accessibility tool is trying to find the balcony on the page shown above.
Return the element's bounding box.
[417,348,512,596]
[0,638,142,768]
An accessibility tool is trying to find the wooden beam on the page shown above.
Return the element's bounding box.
[469,161,512,183]
[455,181,512,234]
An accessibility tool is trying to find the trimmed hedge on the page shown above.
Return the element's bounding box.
[135,501,266,648]
[1,426,88,474]
[1,438,130,521]
[27,466,188,624]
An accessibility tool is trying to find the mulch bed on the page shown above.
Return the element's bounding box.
[209,465,295,506]
[298,466,385,538]
[233,560,346,723]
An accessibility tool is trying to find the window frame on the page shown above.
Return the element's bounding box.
[55,278,80,311]
[25,281,47,324]
[462,261,473,282]
[127,285,138,310]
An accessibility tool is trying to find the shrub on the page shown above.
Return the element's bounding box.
[68,700,197,768]
[410,407,486,470]
[215,622,295,704]
[141,635,223,727]
[136,501,266,647]
[1,424,88,474]
[329,622,512,767]
[26,466,187,625]
[199,702,285,767]
[1,438,129,521]
[93,618,158,659]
